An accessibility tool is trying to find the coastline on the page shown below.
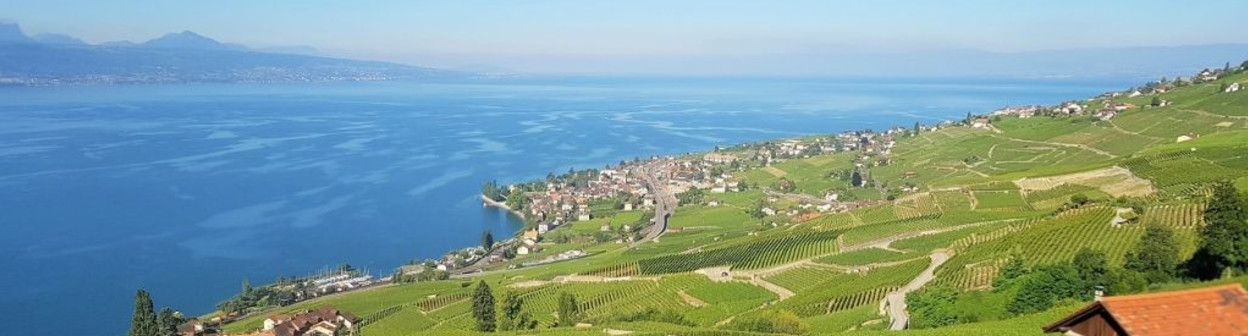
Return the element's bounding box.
[481,194,526,220]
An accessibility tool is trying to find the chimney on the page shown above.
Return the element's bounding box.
[1093,285,1106,301]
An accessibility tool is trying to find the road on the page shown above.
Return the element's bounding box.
[884,250,951,330]
[632,160,677,247]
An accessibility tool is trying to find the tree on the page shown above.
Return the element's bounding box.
[157,307,184,335]
[555,292,580,327]
[913,122,921,135]
[1151,96,1163,107]
[481,230,495,251]
[994,254,1030,288]
[1124,224,1181,282]
[1190,181,1248,279]
[1221,82,1230,93]
[1007,264,1082,315]
[128,290,159,336]
[851,170,864,188]
[498,292,537,331]
[471,281,496,332]
[1072,248,1111,294]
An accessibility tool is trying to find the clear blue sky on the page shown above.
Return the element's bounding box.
[4,0,1247,73]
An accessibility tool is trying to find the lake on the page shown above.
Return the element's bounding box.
[0,76,1132,335]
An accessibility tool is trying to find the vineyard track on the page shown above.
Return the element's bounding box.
[989,134,1118,158]
[884,250,951,330]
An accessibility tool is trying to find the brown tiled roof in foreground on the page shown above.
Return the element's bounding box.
[1044,284,1248,336]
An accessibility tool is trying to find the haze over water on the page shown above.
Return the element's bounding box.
[0,77,1131,336]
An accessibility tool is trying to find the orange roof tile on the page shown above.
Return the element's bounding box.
[1045,284,1248,336]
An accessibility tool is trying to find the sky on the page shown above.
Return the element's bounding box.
[4,0,1248,74]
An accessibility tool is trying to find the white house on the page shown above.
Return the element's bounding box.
[761,207,777,216]
[577,212,591,221]
[517,246,530,255]
[537,224,550,234]
[623,203,634,211]
[1227,82,1242,93]
[707,200,720,207]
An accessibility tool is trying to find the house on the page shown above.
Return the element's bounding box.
[576,212,591,221]
[1227,82,1242,93]
[761,207,777,216]
[537,223,551,234]
[1043,284,1248,336]
[1176,133,1198,143]
[707,199,720,207]
[703,152,738,164]
[623,203,634,211]
[522,229,539,240]
[1095,109,1117,121]
[260,306,360,336]
[1060,102,1084,114]
[177,318,204,336]
[516,246,530,255]
[971,117,991,129]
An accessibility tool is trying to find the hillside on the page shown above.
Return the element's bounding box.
[0,23,459,85]
[214,65,1248,335]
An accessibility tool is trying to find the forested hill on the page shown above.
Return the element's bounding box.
[196,63,1248,336]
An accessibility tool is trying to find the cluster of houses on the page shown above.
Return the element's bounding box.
[219,306,361,336]
[308,273,373,294]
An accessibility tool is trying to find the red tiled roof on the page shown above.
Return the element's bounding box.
[1045,284,1248,336]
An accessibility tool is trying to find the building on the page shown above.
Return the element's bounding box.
[1043,284,1248,336]
[517,246,530,255]
[1227,82,1242,93]
[971,117,991,129]
[703,152,738,163]
[256,306,359,336]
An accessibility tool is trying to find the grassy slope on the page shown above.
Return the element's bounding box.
[221,71,1248,336]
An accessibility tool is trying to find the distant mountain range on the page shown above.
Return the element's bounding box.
[0,23,460,86]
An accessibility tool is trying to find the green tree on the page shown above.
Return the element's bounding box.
[128,289,159,336]
[471,281,496,332]
[481,230,495,251]
[1221,82,1230,92]
[851,170,863,188]
[1124,224,1181,282]
[1071,248,1111,296]
[157,307,184,335]
[906,285,962,329]
[1190,181,1248,279]
[994,254,1030,288]
[1151,96,1162,107]
[1006,264,1082,315]
[498,292,537,331]
[555,292,581,327]
[913,122,921,135]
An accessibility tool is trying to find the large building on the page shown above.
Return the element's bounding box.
[1043,284,1248,336]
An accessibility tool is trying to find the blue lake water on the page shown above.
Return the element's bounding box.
[0,77,1133,335]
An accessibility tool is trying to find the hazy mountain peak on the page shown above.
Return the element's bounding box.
[141,30,245,51]
[0,22,35,44]
[34,33,87,45]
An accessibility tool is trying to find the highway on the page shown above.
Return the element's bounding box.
[632,160,677,247]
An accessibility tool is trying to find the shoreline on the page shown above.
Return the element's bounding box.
[481,194,526,220]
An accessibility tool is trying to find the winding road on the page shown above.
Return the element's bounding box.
[884,250,951,330]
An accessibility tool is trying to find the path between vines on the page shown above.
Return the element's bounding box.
[883,250,951,330]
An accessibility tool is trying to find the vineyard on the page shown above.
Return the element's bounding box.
[1139,203,1206,227]
[613,230,843,275]
[815,248,912,266]
[764,266,845,292]
[971,190,1032,211]
[771,260,928,317]
[838,216,944,246]
[948,206,1201,268]
[893,193,941,219]
[1120,150,1246,196]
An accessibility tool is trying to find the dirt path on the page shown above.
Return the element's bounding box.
[750,276,796,300]
[884,250,951,330]
[989,134,1117,158]
[677,290,708,307]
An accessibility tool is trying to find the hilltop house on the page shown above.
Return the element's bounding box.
[971,117,991,129]
[1227,82,1242,93]
[1043,284,1248,336]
